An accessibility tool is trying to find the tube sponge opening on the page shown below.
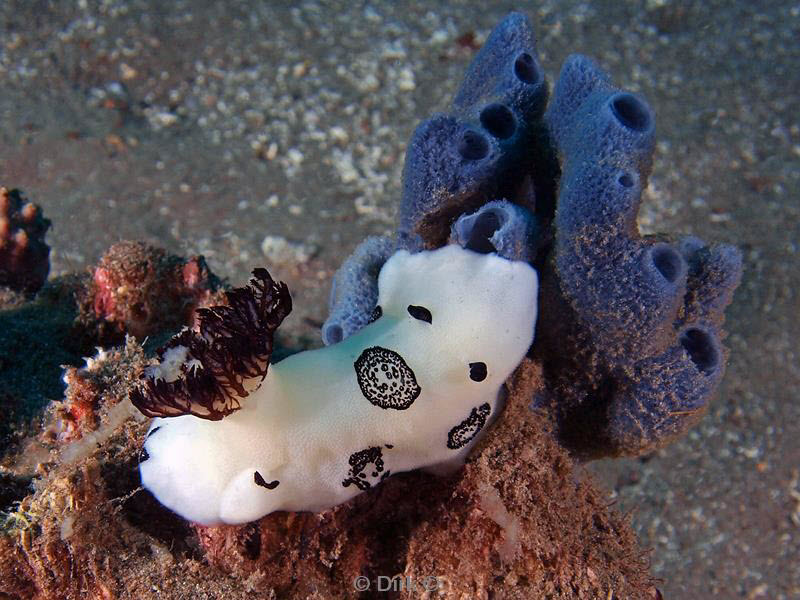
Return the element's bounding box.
[322,323,344,345]
[513,52,541,85]
[679,327,719,375]
[617,171,636,188]
[609,92,652,132]
[462,208,502,254]
[480,104,516,140]
[647,243,687,286]
[450,200,538,262]
[458,130,490,160]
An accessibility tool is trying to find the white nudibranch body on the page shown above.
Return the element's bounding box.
[137,245,538,525]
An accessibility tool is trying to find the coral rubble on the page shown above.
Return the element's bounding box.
[0,277,86,450]
[0,241,225,452]
[0,361,657,599]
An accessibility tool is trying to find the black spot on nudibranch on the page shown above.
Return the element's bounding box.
[407,305,432,323]
[146,426,161,439]
[447,403,491,449]
[354,346,421,410]
[469,362,487,382]
[253,471,280,490]
[342,446,390,490]
[368,305,383,323]
[139,447,150,462]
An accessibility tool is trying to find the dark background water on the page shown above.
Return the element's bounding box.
[1,1,798,597]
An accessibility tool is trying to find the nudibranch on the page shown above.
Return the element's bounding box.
[133,245,538,525]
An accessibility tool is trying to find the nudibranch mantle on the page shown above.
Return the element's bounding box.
[137,245,538,525]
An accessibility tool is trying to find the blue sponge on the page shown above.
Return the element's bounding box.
[605,325,725,453]
[328,12,550,343]
[536,54,742,456]
[449,200,538,262]
[397,12,548,250]
[605,241,739,451]
[321,236,394,346]
[322,13,742,458]
[545,57,683,363]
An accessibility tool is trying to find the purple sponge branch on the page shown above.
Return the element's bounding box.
[397,12,551,251]
[538,54,743,456]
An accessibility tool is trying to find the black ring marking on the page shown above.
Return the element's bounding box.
[354,346,421,410]
[447,403,491,449]
[407,305,432,323]
[342,446,390,490]
[254,471,280,489]
[146,426,161,439]
[469,362,487,382]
